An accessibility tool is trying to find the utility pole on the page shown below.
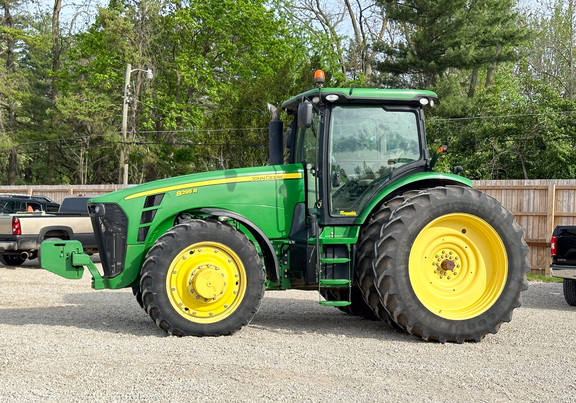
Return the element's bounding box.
[119,63,131,185]
[119,64,153,185]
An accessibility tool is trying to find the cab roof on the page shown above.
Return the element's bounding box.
[281,87,438,114]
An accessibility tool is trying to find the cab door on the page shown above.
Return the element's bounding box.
[288,102,325,285]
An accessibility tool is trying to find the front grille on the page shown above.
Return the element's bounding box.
[89,203,128,278]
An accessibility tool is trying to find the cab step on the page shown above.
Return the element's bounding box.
[320,257,351,264]
[320,300,351,307]
[319,279,351,287]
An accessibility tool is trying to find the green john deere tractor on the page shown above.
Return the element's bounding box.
[41,73,530,342]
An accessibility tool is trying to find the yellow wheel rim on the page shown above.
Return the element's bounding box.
[409,213,507,320]
[166,242,247,324]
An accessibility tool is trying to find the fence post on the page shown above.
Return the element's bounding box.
[547,184,556,241]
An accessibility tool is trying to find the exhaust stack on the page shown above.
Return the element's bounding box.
[267,103,283,165]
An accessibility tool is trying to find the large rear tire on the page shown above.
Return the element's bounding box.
[373,186,529,342]
[140,219,265,336]
[356,191,420,328]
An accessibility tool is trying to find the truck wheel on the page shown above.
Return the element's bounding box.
[373,186,529,342]
[140,219,265,336]
[0,254,26,266]
[356,191,420,328]
[563,279,576,306]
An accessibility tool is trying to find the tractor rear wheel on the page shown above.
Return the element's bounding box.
[132,286,144,309]
[372,186,529,342]
[356,191,420,329]
[140,219,265,336]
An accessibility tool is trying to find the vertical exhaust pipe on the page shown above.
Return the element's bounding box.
[267,103,283,165]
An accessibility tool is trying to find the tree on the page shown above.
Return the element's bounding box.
[427,65,576,180]
[528,0,576,100]
[279,0,396,85]
[51,0,314,183]
[376,0,530,89]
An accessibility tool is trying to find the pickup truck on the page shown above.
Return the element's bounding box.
[0,196,97,266]
[550,226,576,306]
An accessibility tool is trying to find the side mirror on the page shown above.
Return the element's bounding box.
[298,101,313,128]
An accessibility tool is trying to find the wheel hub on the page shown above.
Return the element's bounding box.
[166,242,246,323]
[432,249,461,280]
[189,265,227,301]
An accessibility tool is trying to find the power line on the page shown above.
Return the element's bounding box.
[123,141,268,147]
[12,109,576,148]
[430,110,576,122]
[14,127,268,148]
[134,128,267,134]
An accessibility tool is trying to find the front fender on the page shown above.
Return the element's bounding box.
[200,208,280,284]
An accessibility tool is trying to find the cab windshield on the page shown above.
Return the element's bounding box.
[329,105,421,216]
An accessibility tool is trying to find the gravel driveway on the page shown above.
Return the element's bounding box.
[1,261,575,402]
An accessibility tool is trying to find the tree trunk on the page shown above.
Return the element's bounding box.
[3,1,16,126]
[485,44,503,87]
[468,68,479,98]
[8,147,17,185]
[51,0,62,103]
[567,0,575,100]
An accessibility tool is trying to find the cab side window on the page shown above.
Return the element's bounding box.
[329,106,421,216]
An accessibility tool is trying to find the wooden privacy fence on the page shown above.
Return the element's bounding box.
[2,180,575,275]
[473,179,576,275]
[0,185,124,204]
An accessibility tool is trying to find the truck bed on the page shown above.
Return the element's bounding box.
[0,210,96,262]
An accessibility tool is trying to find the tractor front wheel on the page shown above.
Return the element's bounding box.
[373,186,529,342]
[140,219,265,336]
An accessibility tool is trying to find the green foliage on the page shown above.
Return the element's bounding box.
[137,0,313,179]
[376,0,531,87]
[427,65,576,179]
[527,274,563,283]
[0,0,575,184]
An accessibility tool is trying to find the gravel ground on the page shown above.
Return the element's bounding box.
[1,260,575,403]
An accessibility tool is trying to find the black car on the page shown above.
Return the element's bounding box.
[550,226,576,306]
[0,194,60,214]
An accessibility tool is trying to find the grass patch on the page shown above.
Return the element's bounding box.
[527,274,563,283]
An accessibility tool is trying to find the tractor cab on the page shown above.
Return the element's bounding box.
[270,73,442,293]
[278,73,438,227]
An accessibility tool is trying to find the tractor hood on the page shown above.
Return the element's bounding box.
[89,164,305,246]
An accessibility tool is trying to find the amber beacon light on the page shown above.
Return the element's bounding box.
[314,69,325,86]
